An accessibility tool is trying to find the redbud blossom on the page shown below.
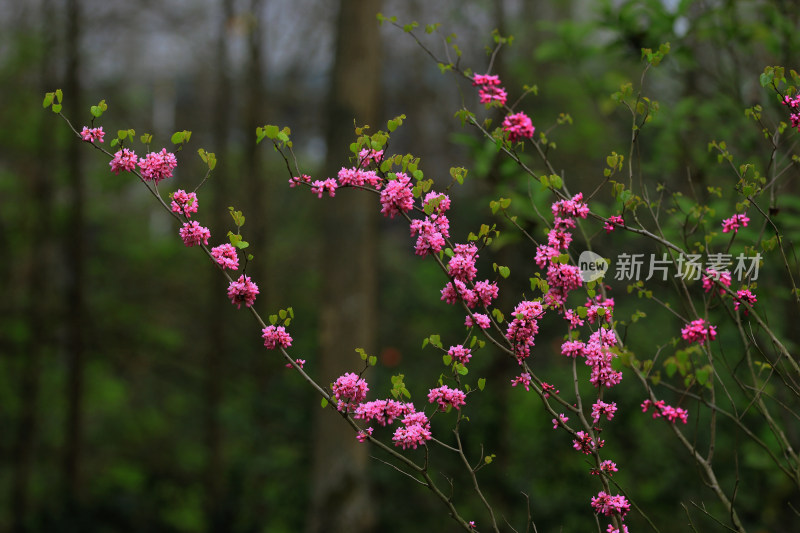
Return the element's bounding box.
[170,189,198,218]
[332,372,369,412]
[261,325,292,349]
[211,243,239,270]
[227,275,259,309]
[179,221,210,247]
[138,148,177,183]
[721,213,749,234]
[502,112,535,143]
[80,126,104,143]
[110,148,138,174]
[681,318,716,344]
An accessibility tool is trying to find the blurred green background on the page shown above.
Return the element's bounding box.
[2,0,799,531]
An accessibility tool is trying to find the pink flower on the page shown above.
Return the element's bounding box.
[441,279,478,308]
[702,268,732,295]
[721,213,749,234]
[561,340,585,358]
[447,345,472,365]
[641,399,689,424]
[473,280,499,307]
[356,427,374,442]
[564,309,585,329]
[331,373,369,411]
[734,289,757,314]
[354,399,415,426]
[410,214,449,256]
[422,191,451,214]
[552,193,590,220]
[138,148,177,183]
[465,313,490,329]
[261,325,292,349]
[472,74,501,86]
[285,358,305,369]
[109,148,137,174]
[585,296,615,325]
[211,243,239,270]
[427,385,467,411]
[170,189,198,218]
[681,318,717,344]
[392,411,432,450]
[552,413,569,428]
[511,372,532,391]
[80,126,104,143]
[336,167,380,187]
[310,178,338,198]
[591,491,630,519]
[604,215,624,233]
[179,221,211,247]
[289,174,312,188]
[573,431,604,454]
[591,400,618,424]
[479,85,508,106]
[448,243,479,282]
[535,245,561,269]
[380,173,414,218]
[592,460,618,476]
[227,275,259,309]
[358,148,384,167]
[606,525,630,533]
[502,112,535,143]
[506,300,544,363]
[541,382,559,398]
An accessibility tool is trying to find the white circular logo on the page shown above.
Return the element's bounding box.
[578,251,608,282]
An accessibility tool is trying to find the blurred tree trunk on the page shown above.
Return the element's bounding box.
[62,0,86,521]
[306,1,381,532]
[11,1,56,530]
[206,0,234,530]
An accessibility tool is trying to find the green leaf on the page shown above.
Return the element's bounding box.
[368,356,377,366]
[42,92,54,108]
[443,354,452,366]
[264,125,279,139]
[51,103,62,113]
[478,378,486,391]
[498,265,510,278]
[55,89,63,103]
[321,398,328,408]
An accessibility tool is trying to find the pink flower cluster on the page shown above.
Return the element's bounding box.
[585,295,614,325]
[591,460,619,477]
[227,275,259,309]
[511,372,532,391]
[505,300,544,363]
[591,491,630,520]
[573,430,604,454]
[310,178,338,198]
[641,399,689,424]
[591,400,618,424]
[139,148,178,183]
[355,399,415,426]
[604,215,624,233]
[261,325,292,349]
[110,148,138,174]
[380,172,414,218]
[392,411,432,450]
[465,313,491,329]
[471,73,507,107]
[782,93,800,131]
[702,268,732,295]
[427,385,467,411]
[560,327,623,388]
[211,243,239,270]
[535,194,589,307]
[171,189,198,218]
[721,213,749,234]
[681,318,717,344]
[337,166,382,187]
[410,213,450,256]
[447,345,472,365]
[358,148,384,167]
[179,221,211,247]
[331,372,369,412]
[552,412,569,428]
[80,126,105,143]
[734,289,757,314]
[502,112,535,143]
